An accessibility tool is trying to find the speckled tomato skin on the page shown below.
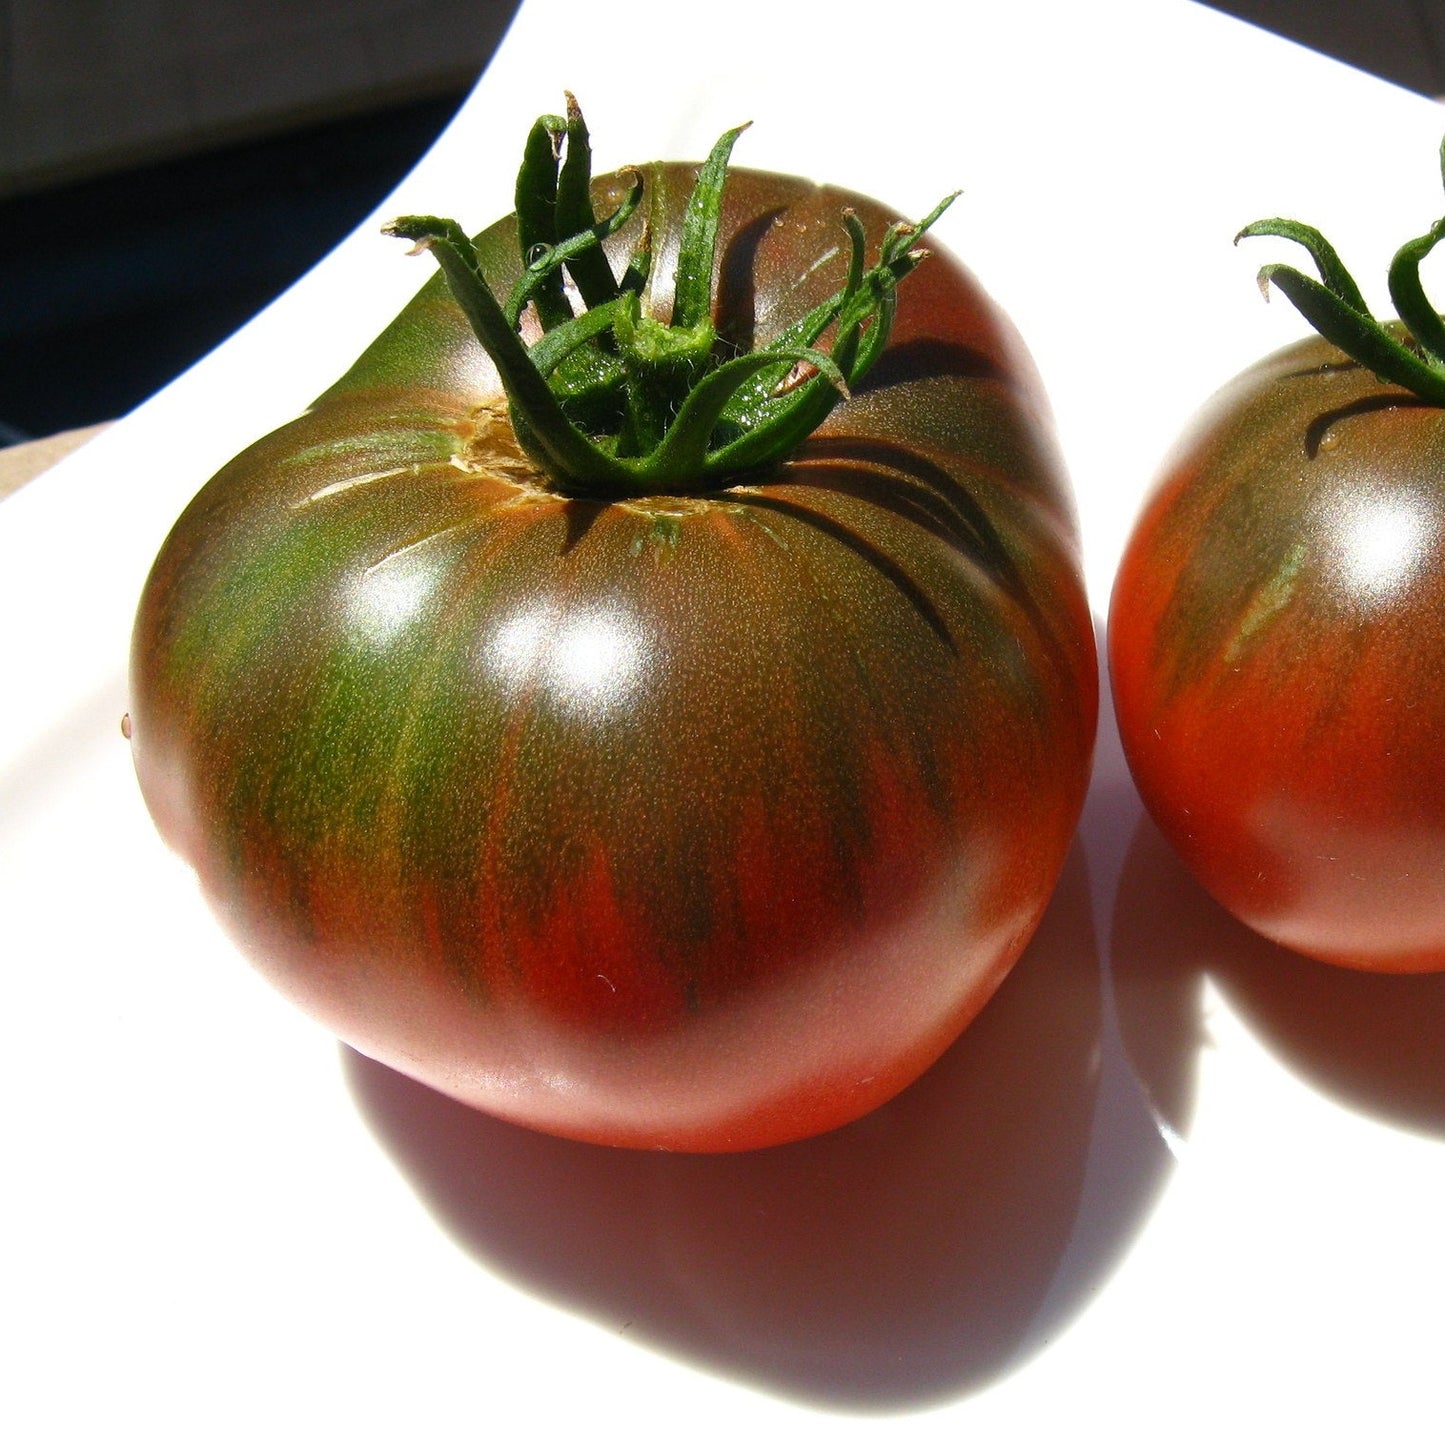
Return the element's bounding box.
[1110,334,1445,973]
[129,162,1097,1149]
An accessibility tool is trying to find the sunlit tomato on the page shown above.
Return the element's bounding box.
[129,111,1096,1150]
[1110,335,1445,972]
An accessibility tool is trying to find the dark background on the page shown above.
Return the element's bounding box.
[0,0,1438,443]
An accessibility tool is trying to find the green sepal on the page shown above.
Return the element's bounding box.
[386,99,953,498]
[514,112,572,331]
[503,169,645,328]
[1236,218,1372,315]
[1238,138,1445,407]
[381,215,639,488]
[553,92,622,310]
[672,123,750,332]
[1387,215,1445,364]
[1252,262,1445,407]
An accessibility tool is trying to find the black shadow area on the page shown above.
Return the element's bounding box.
[1114,815,1445,1140]
[344,846,1164,1412]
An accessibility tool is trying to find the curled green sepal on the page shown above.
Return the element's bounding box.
[503,169,644,328]
[1237,136,1445,407]
[383,98,954,499]
[384,214,849,495]
[1235,218,1371,315]
[711,199,958,473]
[1386,214,1445,364]
[672,122,751,331]
[383,215,641,490]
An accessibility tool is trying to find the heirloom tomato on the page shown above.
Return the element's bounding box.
[129,100,1096,1150]
[1110,141,1445,973]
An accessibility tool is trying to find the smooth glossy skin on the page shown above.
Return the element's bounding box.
[1111,334,1445,973]
[131,163,1097,1149]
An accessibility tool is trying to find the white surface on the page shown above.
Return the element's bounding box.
[5,1,1445,1439]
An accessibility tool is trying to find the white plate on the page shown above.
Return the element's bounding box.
[6,2,1445,1438]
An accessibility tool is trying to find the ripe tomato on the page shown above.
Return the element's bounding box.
[129,106,1096,1149]
[1110,176,1445,974]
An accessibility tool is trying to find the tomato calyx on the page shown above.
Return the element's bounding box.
[384,95,956,500]
[1237,135,1445,407]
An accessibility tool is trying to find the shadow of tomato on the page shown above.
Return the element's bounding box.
[1109,818,1213,1145]
[1113,815,1445,1140]
[344,844,1180,1411]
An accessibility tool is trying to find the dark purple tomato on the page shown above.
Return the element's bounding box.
[1111,334,1445,972]
[129,129,1096,1149]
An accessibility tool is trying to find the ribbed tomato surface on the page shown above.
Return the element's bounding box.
[130,162,1097,1148]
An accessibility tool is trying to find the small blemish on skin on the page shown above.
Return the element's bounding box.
[120,712,132,740]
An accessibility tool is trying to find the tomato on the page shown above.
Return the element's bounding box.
[1110,162,1445,974]
[128,103,1096,1150]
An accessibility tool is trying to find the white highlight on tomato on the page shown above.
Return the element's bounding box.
[484,603,645,713]
[346,545,444,644]
[1328,488,1435,603]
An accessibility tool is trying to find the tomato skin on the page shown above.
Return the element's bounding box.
[130,162,1097,1150]
[1110,334,1445,973]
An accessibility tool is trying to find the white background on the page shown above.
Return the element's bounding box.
[5,1,1445,1439]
